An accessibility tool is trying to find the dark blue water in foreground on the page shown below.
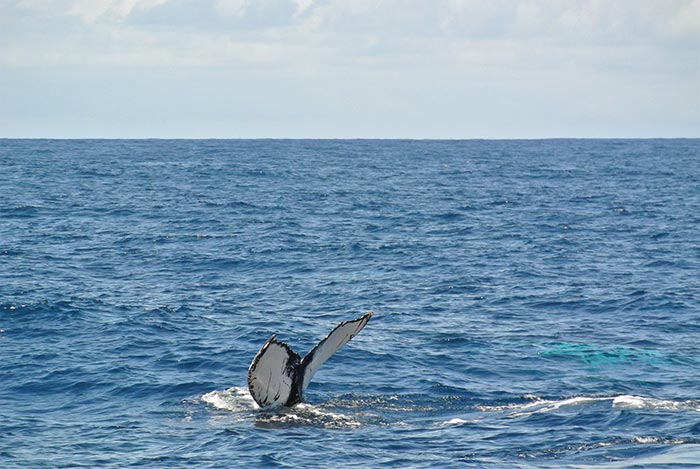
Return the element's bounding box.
[1,139,699,468]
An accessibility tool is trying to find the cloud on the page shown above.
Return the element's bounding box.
[663,0,700,39]
[2,0,697,85]
[214,0,248,17]
[293,0,314,15]
[5,1,699,49]
[0,0,697,137]
[11,0,169,23]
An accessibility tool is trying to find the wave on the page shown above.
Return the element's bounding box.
[475,394,700,418]
[201,387,362,429]
[611,395,700,412]
[573,444,700,468]
[516,438,698,465]
[475,395,609,415]
[204,388,700,432]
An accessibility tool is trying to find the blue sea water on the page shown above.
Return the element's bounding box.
[1,139,699,468]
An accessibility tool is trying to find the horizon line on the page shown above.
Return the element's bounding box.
[2,136,699,141]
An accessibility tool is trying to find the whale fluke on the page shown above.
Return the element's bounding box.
[247,312,373,409]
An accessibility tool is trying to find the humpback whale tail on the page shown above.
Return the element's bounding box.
[247,312,373,409]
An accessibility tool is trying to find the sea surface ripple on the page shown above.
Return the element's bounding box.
[1,139,699,468]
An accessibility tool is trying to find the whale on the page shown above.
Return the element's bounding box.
[247,312,373,409]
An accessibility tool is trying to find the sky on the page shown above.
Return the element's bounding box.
[1,0,699,138]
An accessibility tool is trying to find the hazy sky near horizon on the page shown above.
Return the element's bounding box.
[1,0,699,138]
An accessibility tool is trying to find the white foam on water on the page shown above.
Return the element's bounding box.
[203,389,699,429]
[201,387,362,428]
[477,394,700,418]
[633,436,660,444]
[202,386,258,412]
[289,403,362,428]
[612,395,700,412]
[476,395,610,416]
[474,395,545,412]
[437,417,473,426]
[509,396,612,418]
[630,436,686,445]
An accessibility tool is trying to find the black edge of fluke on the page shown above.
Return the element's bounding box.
[300,311,373,368]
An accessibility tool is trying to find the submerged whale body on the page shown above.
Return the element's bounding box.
[247,312,373,409]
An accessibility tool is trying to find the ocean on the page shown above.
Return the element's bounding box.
[1,139,699,468]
